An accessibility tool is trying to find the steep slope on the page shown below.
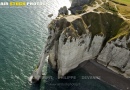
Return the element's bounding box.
[46,0,130,79]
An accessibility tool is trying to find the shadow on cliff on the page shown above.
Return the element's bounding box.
[28,64,117,90]
[29,80,41,90]
[43,64,117,90]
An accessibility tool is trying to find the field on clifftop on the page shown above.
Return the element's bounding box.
[114,0,130,5]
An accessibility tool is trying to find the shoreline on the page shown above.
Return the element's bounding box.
[79,60,130,90]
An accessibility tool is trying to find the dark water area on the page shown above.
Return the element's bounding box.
[30,65,117,90]
[0,0,117,90]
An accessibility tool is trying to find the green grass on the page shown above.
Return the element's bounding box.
[114,0,130,5]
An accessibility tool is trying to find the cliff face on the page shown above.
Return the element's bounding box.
[46,0,130,78]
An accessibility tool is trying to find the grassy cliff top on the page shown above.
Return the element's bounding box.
[114,0,130,5]
[48,0,130,48]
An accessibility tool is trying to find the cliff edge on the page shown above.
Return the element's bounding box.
[46,0,130,80]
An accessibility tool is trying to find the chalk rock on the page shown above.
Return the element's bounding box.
[47,11,130,78]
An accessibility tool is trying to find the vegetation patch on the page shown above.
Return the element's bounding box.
[113,0,130,5]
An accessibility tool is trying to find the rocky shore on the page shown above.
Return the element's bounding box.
[47,0,130,78]
[31,0,130,89]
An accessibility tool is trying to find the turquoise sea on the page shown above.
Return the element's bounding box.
[0,0,117,90]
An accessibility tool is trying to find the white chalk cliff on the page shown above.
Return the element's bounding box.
[46,0,130,79]
[31,0,130,82]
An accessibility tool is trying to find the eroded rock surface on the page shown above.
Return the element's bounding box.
[45,0,130,78]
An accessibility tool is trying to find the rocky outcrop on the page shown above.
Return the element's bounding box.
[47,12,130,78]
[98,42,130,75]
[58,6,68,16]
[69,0,93,14]
[45,0,130,79]
[71,0,90,7]
[30,0,130,85]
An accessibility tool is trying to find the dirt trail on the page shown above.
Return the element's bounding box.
[85,0,107,12]
[84,0,130,21]
[114,3,130,21]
